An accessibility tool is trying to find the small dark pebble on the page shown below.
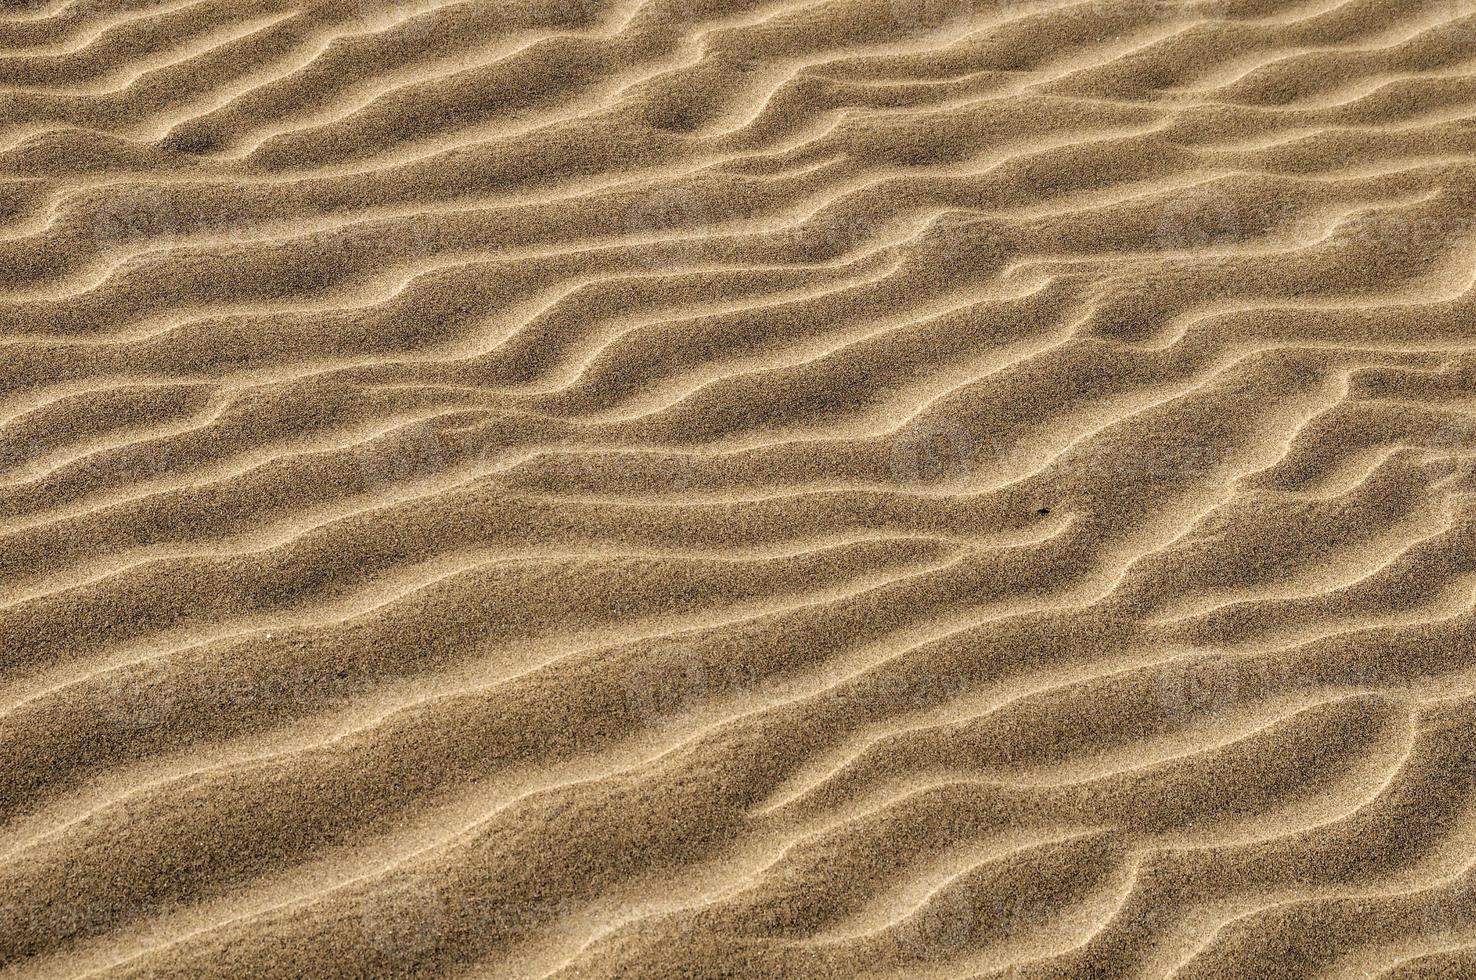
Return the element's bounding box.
[1037,508,1051,515]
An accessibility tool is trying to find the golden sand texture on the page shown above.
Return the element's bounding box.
[3,0,1476,975]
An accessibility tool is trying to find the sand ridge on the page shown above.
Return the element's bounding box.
[2,0,1476,976]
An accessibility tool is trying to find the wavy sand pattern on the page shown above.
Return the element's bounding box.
[3,0,1476,976]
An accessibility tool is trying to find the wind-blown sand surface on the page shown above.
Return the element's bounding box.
[1,0,1475,976]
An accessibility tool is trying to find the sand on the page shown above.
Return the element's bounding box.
[1,0,1474,976]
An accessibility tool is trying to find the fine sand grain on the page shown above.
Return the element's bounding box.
[2,0,1476,976]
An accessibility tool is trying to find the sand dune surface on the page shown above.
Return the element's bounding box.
[3,0,1476,976]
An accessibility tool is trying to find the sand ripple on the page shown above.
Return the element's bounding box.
[2,0,1476,976]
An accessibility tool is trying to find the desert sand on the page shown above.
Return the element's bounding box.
[1,0,1475,976]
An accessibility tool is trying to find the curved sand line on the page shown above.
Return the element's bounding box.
[4,0,1476,976]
